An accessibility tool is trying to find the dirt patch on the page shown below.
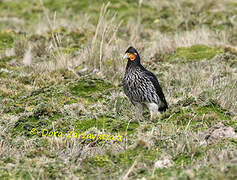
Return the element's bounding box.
[200,122,237,145]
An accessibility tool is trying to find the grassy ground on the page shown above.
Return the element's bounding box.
[0,0,237,179]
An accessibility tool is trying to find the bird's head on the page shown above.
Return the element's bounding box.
[123,46,140,64]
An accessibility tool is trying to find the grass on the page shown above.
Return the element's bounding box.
[173,44,222,61]
[0,31,14,51]
[0,0,237,179]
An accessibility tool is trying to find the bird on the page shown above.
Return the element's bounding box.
[122,46,168,121]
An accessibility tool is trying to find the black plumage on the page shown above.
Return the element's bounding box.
[122,46,168,120]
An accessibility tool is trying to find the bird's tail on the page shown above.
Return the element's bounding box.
[158,100,168,113]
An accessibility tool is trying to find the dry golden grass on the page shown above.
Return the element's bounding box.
[0,0,236,179]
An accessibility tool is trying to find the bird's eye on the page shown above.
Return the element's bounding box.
[129,53,136,60]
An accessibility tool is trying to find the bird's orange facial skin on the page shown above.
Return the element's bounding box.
[128,53,136,61]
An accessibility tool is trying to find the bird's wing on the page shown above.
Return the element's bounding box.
[143,70,168,111]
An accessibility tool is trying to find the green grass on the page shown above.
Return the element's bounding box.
[0,31,14,50]
[0,0,237,179]
[69,78,113,99]
[173,44,222,61]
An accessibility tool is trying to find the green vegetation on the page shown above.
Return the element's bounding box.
[69,78,113,99]
[174,44,222,61]
[0,31,14,50]
[0,0,237,179]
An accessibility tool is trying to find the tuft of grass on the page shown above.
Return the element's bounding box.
[173,44,222,61]
[0,31,14,50]
[0,0,237,179]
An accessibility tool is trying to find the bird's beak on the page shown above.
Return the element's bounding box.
[123,53,129,59]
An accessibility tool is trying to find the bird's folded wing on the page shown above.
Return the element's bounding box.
[144,70,168,108]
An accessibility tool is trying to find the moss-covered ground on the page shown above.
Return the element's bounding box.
[0,0,237,179]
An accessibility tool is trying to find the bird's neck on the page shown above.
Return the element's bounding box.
[126,59,141,71]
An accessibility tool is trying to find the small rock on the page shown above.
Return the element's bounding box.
[154,157,173,169]
[0,68,11,73]
[200,122,237,145]
[23,47,32,66]
[77,67,88,76]
[92,68,99,73]
[136,177,146,180]
[7,59,17,66]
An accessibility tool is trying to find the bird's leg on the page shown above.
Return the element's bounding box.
[135,113,141,124]
[134,102,143,124]
[150,111,155,121]
[146,103,158,121]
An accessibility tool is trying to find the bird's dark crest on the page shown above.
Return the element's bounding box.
[125,46,139,54]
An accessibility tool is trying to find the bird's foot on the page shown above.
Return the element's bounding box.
[150,112,155,121]
[135,115,141,125]
[150,111,161,121]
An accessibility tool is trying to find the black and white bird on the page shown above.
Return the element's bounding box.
[122,46,168,120]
